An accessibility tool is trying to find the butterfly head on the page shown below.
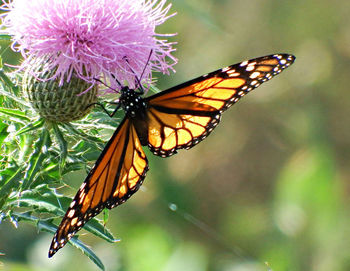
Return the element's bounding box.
[120,87,147,118]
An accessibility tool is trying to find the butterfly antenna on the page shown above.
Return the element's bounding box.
[124,50,153,93]
[93,77,120,94]
[110,74,123,88]
[139,50,153,82]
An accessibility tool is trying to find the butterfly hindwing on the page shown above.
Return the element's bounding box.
[145,54,295,157]
[49,118,148,256]
[146,106,221,157]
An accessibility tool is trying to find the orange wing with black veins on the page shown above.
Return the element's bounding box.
[145,54,295,157]
[49,118,148,257]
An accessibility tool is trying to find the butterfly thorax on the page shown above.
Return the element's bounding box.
[120,87,147,118]
[120,86,149,145]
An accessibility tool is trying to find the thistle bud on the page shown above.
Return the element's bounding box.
[23,63,97,123]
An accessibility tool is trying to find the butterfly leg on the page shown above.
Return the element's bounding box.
[86,102,121,118]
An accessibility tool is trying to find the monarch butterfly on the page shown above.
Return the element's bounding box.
[48,53,295,257]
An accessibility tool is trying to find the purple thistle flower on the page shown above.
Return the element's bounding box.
[0,0,177,90]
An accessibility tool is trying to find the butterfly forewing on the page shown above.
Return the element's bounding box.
[146,54,295,157]
[49,119,148,257]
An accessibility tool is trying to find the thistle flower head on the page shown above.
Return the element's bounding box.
[1,0,177,90]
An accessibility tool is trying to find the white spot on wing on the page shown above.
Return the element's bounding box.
[250,71,260,79]
[246,65,255,71]
[227,69,236,74]
[240,61,248,67]
[80,183,86,191]
[70,201,76,208]
[280,59,287,64]
[67,209,75,218]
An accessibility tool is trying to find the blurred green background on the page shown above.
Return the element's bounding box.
[1,0,350,270]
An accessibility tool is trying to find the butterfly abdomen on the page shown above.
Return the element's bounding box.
[132,118,149,146]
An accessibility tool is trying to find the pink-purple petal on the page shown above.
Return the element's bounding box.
[0,0,177,91]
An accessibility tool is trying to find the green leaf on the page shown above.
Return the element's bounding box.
[63,123,104,144]
[62,161,85,175]
[17,133,36,165]
[70,140,103,162]
[103,209,109,225]
[52,123,67,171]
[7,185,116,243]
[22,129,51,189]
[84,217,116,243]
[0,166,24,209]
[0,107,31,121]
[7,186,70,216]
[16,118,45,135]
[12,211,105,271]
[0,84,29,107]
[67,237,106,271]
[0,122,9,145]
[0,70,21,96]
[40,161,60,180]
